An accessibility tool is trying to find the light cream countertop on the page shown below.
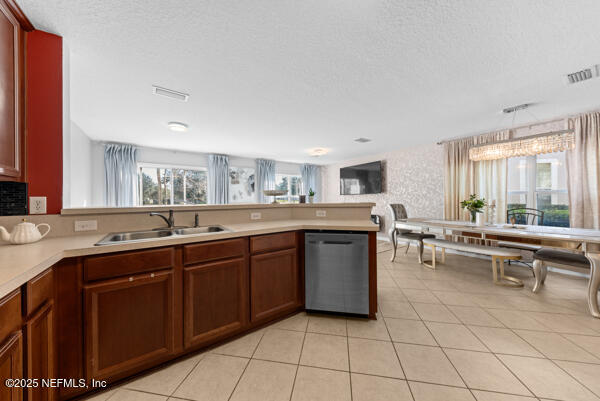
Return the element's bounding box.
[0,219,378,298]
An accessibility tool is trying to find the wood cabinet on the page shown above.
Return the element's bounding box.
[250,232,301,323]
[0,289,23,401]
[0,0,27,181]
[84,270,175,380]
[184,257,248,348]
[0,331,23,401]
[26,301,54,401]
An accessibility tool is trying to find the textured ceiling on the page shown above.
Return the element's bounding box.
[18,0,600,164]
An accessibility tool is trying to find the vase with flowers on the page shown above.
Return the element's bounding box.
[460,194,487,224]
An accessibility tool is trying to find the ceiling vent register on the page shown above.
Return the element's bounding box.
[565,65,600,84]
[152,85,189,102]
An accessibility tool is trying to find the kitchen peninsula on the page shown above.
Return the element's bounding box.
[0,203,377,400]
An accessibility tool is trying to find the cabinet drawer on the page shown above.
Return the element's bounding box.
[183,238,246,265]
[0,290,21,342]
[25,268,53,316]
[84,247,175,281]
[250,231,296,254]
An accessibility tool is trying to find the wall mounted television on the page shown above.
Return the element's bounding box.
[340,161,382,195]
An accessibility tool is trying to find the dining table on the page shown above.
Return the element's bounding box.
[394,218,600,318]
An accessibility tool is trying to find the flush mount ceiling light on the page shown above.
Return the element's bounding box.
[152,85,189,102]
[354,137,372,143]
[308,148,329,157]
[469,130,575,161]
[167,121,188,132]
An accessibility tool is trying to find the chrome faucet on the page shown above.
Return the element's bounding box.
[150,209,175,229]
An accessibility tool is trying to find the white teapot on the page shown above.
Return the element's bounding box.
[0,219,51,245]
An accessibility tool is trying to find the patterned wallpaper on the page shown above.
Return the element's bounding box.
[321,143,444,232]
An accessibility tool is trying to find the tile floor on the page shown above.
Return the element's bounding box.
[85,241,600,401]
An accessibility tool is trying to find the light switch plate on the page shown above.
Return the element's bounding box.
[316,210,327,217]
[29,197,47,214]
[75,220,98,232]
[250,212,262,220]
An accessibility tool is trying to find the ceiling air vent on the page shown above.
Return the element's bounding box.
[354,137,371,143]
[565,65,600,85]
[152,85,189,102]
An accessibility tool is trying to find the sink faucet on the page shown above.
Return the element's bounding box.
[150,209,175,229]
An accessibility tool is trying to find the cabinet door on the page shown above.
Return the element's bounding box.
[184,258,248,348]
[0,331,23,401]
[84,270,175,380]
[26,301,55,401]
[250,248,300,323]
[0,0,23,179]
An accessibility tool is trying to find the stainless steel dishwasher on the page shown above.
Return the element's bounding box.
[305,231,369,315]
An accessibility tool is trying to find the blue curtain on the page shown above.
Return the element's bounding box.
[301,164,321,201]
[208,154,229,204]
[104,143,138,207]
[256,159,276,203]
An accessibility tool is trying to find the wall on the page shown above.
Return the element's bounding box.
[82,141,308,207]
[322,143,444,232]
[68,122,92,207]
[26,30,63,214]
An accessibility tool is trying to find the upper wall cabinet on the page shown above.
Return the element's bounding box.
[0,0,31,181]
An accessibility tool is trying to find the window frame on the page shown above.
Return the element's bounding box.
[137,162,208,206]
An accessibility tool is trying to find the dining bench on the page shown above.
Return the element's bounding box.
[422,238,524,287]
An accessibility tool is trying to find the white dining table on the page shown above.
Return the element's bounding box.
[394,218,600,318]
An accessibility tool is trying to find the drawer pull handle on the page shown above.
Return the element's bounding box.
[150,273,155,278]
[129,277,133,282]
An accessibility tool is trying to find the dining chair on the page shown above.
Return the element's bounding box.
[506,208,544,225]
[387,203,435,263]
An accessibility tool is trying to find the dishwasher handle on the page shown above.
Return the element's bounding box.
[308,240,354,245]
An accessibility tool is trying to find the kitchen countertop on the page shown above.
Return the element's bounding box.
[0,219,378,298]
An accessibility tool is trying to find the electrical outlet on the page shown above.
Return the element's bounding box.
[250,212,262,220]
[316,210,326,217]
[29,197,47,214]
[74,220,98,232]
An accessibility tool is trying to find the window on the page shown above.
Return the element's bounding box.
[507,151,569,227]
[275,174,303,203]
[138,164,207,205]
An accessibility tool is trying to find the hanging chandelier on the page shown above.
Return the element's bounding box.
[469,130,575,161]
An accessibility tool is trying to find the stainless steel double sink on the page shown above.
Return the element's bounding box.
[95,225,228,246]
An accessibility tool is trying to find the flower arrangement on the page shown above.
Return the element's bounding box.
[460,194,486,223]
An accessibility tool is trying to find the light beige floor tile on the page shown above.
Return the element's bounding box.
[348,337,404,378]
[378,287,409,303]
[412,302,460,323]
[526,312,598,335]
[514,330,600,363]
[299,332,349,370]
[498,354,600,401]
[253,329,305,364]
[82,388,119,401]
[396,278,428,289]
[448,306,503,327]
[229,359,296,401]
[432,291,478,306]
[173,354,248,401]
[211,330,264,358]
[307,315,347,336]
[394,343,465,387]
[379,275,399,288]
[386,317,437,345]
[347,317,391,341]
[426,322,487,351]
[124,353,203,395]
[389,271,418,281]
[291,366,351,401]
[421,280,457,291]
[485,309,550,331]
[445,349,531,396]
[409,381,476,401]
[109,389,168,400]
[468,326,541,357]
[402,289,442,304]
[564,334,600,359]
[380,301,420,320]
[471,390,537,401]
[555,360,600,396]
[351,374,412,401]
[273,312,309,332]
